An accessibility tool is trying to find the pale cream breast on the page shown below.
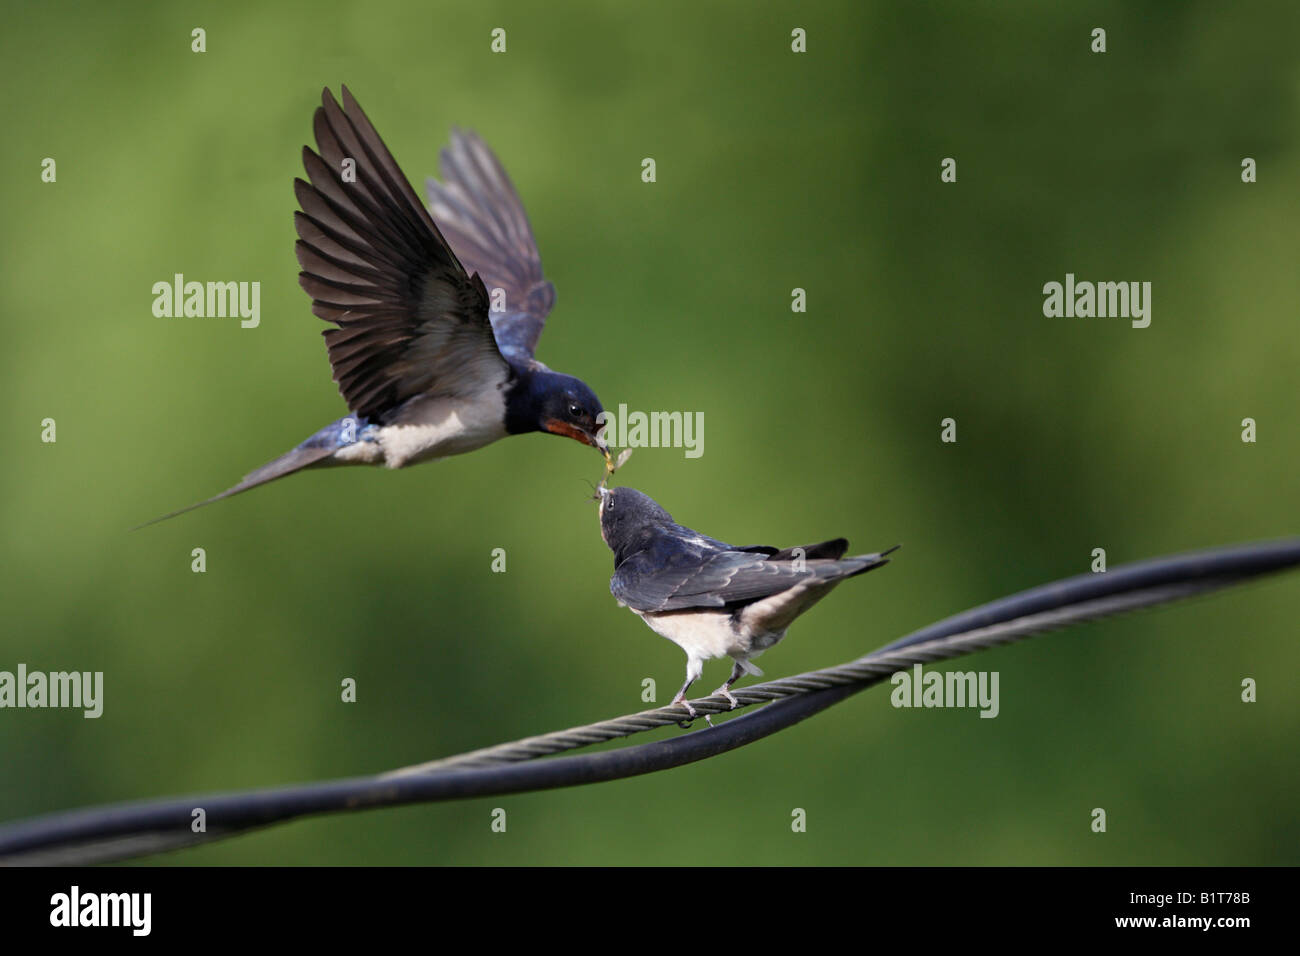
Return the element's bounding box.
[635,608,778,662]
[379,380,510,468]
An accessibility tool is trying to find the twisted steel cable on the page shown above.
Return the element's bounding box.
[2,538,1297,865]
[387,579,1206,773]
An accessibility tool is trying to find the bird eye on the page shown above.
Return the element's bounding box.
[569,403,582,417]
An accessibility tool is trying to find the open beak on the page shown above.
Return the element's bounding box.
[596,486,611,540]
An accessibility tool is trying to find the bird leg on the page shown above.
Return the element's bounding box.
[711,661,748,710]
[671,660,713,727]
[671,676,698,718]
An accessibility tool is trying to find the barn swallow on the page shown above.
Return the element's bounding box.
[142,86,604,526]
[598,486,898,717]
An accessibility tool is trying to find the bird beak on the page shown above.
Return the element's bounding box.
[543,419,607,453]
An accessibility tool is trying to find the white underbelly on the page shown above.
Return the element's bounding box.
[635,608,775,662]
[333,390,508,469]
[380,417,504,467]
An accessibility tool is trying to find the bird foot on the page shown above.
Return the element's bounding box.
[712,686,739,710]
[672,693,711,728]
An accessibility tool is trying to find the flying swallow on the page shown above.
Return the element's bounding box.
[142,86,605,526]
[598,486,898,717]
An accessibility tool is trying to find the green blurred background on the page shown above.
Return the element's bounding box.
[3,0,1298,865]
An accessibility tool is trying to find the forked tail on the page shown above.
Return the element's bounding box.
[132,443,338,530]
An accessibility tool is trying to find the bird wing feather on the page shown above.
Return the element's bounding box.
[425,129,554,360]
[295,86,508,423]
[613,545,888,613]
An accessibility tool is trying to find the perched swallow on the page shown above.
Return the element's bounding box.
[143,86,604,526]
[598,486,898,716]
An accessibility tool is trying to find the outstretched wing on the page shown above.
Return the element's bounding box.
[295,87,509,423]
[612,544,892,613]
[425,129,554,360]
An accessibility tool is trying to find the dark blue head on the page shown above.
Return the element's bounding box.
[506,367,606,452]
[598,486,674,561]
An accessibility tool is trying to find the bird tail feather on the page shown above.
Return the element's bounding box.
[771,538,850,562]
[132,444,339,530]
[836,545,901,580]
